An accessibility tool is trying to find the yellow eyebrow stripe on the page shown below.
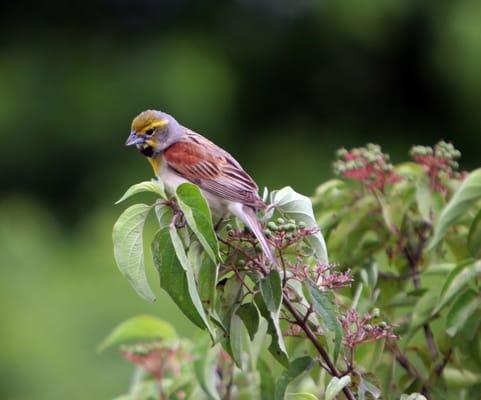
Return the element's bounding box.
[142,119,168,132]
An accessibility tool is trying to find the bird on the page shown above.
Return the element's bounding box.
[125,109,277,265]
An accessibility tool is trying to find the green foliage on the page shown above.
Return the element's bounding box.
[271,187,328,264]
[110,142,481,399]
[112,203,156,302]
[98,315,176,351]
[429,168,481,248]
[175,183,220,263]
[151,226,212,334]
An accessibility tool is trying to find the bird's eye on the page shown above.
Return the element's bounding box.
[145,128,154,136]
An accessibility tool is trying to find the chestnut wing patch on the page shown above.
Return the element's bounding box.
[164,139,264,208]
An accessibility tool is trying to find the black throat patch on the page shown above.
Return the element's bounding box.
[140,145,154,158]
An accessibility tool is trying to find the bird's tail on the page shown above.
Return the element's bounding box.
[240,205,278,266]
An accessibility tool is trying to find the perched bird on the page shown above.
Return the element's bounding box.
[126,109,277,265]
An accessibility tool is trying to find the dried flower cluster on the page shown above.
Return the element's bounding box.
[333,144,400,191]
[120,341,190,381]
[340,309,398,350]
[410,141,463,193]
[289,260,353,289]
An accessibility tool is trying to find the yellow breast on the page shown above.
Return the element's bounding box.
[147,154,163,176]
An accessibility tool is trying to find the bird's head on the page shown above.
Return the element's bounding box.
[125,110,182,157]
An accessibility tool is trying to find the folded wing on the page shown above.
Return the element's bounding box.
[163,130,265,209]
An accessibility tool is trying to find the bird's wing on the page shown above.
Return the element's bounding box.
[163,130,265,209]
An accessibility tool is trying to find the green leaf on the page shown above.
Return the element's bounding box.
[155,203,171,227]
[115,180,166,204]
[98,315,176,351]
[112,203,156,302]
[358,378,381,400]
[259,358,276,400]
[237,303,260,341]
[434,260,481,314]
[190,242,218,311]
[151,227,212,334]
[271,186,328,264]
[443,367,481,389]
[229,310,244,368]
[304,282,342,362]
[275,357,314,400]
[429,168,481,249]
[325,376,351,400]
[194,341,221,400]
[176,183,220,263]
[380,183,415,232]
[114,380,160,400]
[446,289,481,337]
[415,175,433,221]
[406,289,439,340]
[255,292,289,367]
[468,208,481,258]
[260,269,282,313]
[286,394,318,400]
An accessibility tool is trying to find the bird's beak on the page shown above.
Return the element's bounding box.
[125,132,145,146]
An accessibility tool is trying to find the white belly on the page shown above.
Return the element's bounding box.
[159,162,231,218]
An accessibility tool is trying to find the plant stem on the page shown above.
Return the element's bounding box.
[387,341,432,400]
[282,295,356,400]
[403,243,438,361]
[434,348,453,376]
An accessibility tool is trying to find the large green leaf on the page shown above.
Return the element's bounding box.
[286,394,318,400]
[325,376,351,400]
[468,208,481,258]
[443,367,481,389]
[429,168,481,249]
[115,180,166,204]
[189,242,218,312]
[255,292,289,367]
[434,260,481,314]
[406,289,439,340]
[304,282,342,362]
[271,186,328,264]
[112,203,156,302]
[275,357,314,400]
[151,226,212,334]
[259,358,276,400]
[380,182,416,232]
[98,315,176,351]
[176,183,220,263]
[194,341,221,400]
[229,310,245,368]
[446,289,481,337]
[260,269,282,314]
[237,303,260,341]
[198,253,218,312]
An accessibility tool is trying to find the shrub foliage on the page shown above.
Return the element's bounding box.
[107,142,481,400]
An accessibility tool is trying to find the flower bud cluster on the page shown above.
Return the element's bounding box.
[410,141,463,192]
[340,309,398,349]
[333,144,399,191]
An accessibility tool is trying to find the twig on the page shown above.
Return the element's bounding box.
[434,348,453,376]
[387,341,431,400]
[278,248,288,287]
[283,295,356,400]
[231,264,255,295]
[403,244,438,361]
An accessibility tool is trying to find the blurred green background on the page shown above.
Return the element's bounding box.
[1,0,481,398]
